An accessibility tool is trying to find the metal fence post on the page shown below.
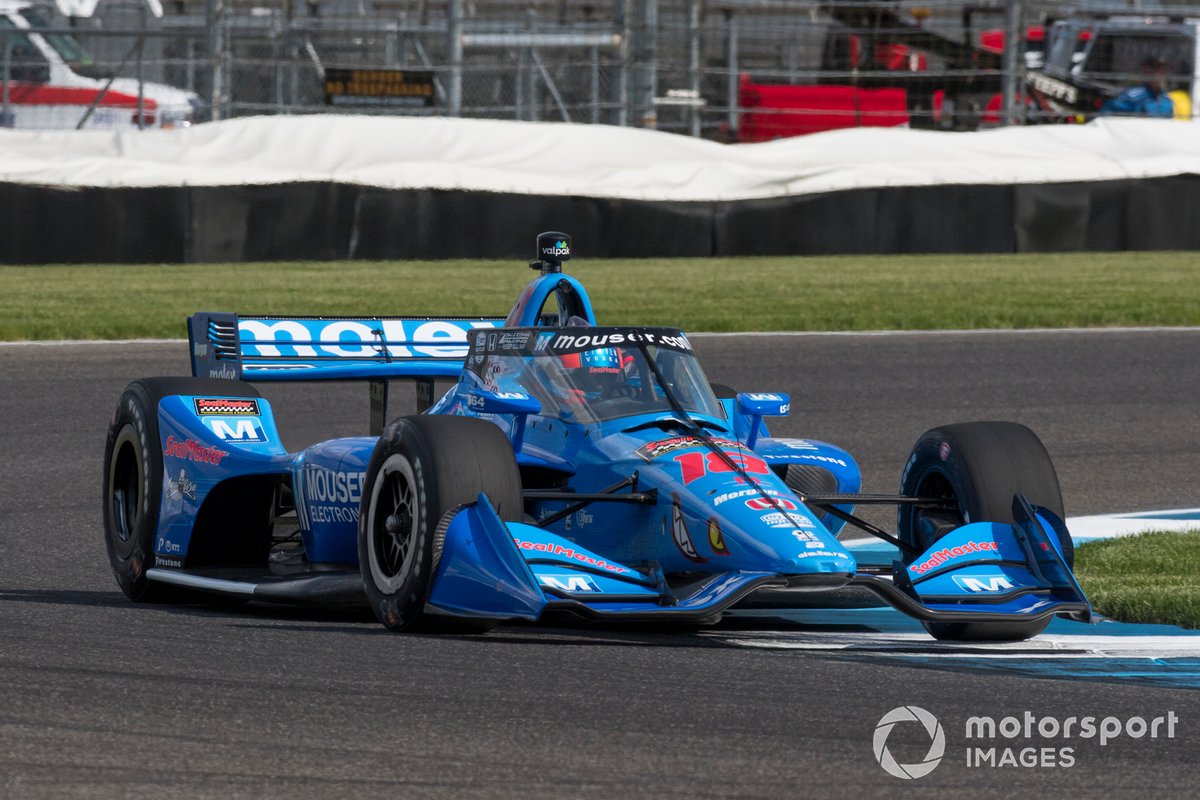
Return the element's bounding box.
[185,35,196,96]
[1002,0,1025,126]
[614,0,628,126]
[136,5,146,130]
[688,0,701,137]
[446,0,463,116]
[528,46,540,121]
[287,33,297,111]
[524,9,536,120]
[274,16,286,112]
[725,9,739,137]
[204,0,225,121]
[630,0,657,127]
[2,35,12,128]
[590,45,600,124]
[395,12,409,67]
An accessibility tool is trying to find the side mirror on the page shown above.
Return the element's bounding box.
[467,390,541,452]
[736,392,790,417]
[735,392,790,450]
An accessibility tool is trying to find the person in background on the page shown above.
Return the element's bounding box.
[1100,56,1175,117]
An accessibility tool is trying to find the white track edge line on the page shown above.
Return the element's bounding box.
[0,338,187,347]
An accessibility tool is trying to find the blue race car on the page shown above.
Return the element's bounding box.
[103,232,1092,641]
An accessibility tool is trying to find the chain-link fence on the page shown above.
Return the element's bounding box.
[3,0,1199,134]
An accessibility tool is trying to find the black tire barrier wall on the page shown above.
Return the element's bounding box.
[3,175,1200,263]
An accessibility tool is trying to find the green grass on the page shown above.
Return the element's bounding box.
[1,251,1198,340]
[1074,531,1200,629]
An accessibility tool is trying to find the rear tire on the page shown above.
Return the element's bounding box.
[102,377,261,601]
[898,421,1070,642]
[358,415,523,633]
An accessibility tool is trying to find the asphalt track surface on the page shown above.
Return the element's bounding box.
[2,329,1199,799]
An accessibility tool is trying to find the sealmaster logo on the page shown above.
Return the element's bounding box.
[163,436,228,465]
[194,398,260,416]
[874,706,945,780]
[635,436,741,462]
[909,541,999,575]
[512,539,628,573]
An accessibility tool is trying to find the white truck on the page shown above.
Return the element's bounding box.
[0,0,198,129]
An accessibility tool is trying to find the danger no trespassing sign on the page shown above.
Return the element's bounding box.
[323,68,435,108]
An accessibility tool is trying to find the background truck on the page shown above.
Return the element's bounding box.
[0,0,198,129]
[1026,14,1199,121]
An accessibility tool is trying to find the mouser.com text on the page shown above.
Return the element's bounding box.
[549,331,691,351]
[964,711,1178,768]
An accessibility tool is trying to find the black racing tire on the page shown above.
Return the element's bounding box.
[358,415,524,633]
[898,421,1071,642]
[102,377,261,602]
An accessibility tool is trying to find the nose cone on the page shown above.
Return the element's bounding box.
[720,498,857,576]
[778,548,857,577]
[746,524,856,575]
[719,510,857,577]
[619,437,859,578]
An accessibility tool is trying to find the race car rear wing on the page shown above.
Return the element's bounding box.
[188,312,506,431]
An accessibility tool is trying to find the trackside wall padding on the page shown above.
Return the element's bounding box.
[2,176,1200,263]
[346,190,714,260]
[0,183,185,263]
[186,184,360,262]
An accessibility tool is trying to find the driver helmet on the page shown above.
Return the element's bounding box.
[558,347,635,399]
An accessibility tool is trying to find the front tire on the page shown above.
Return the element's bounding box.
[358,415,523,632]
[898,421,1071,642]
[102,377,261,601]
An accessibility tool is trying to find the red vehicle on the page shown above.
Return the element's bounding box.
[737,74,910,141]
[734,5,1046,140]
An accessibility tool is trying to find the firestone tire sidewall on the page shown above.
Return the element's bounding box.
[357,415,524,633]
[103,384,163,601]
[358,421,437,632]
[899,422,1066,553]
[898,422,1066,642]
[102,377,262,602]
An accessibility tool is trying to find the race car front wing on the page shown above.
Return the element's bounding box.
[423,493,1092,626]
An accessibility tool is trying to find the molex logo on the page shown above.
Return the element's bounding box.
[873,706,945,779]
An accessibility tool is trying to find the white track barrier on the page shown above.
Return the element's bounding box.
[0,115,1199,199]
